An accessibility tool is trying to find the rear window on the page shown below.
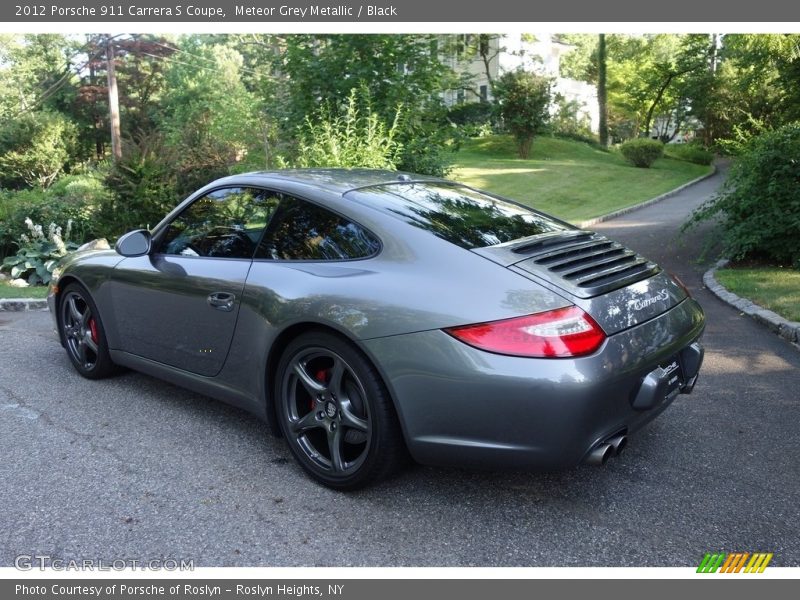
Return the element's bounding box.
[353,183,571,249]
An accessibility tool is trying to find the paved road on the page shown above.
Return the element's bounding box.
[1,166,799,567]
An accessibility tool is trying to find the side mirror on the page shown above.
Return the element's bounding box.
[115,229,152,257]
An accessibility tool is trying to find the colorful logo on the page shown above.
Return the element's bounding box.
[697,552,773,573]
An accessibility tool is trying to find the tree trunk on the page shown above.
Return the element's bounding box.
[642,73,674,139]
[106,35,122,161]
[598,34,609,147]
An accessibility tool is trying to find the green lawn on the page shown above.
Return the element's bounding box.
[450,135,712,223]
[716,267,800,323]
[0,280,49,299]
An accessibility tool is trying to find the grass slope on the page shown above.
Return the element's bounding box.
[450,135,712,223]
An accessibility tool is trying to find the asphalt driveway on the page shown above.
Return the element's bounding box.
[1,164,798,567]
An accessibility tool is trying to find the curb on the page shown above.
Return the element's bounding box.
[0,298,49,312]
[578,163,718,229]
[704,259,800,349]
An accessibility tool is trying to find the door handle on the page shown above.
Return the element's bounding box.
[207,292,235,312]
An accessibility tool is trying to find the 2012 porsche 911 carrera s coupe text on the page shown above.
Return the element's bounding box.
[48,169,705,489]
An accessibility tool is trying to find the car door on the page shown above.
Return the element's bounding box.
[108,187,279,377]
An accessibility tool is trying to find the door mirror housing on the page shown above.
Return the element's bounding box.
[115,229,152,257]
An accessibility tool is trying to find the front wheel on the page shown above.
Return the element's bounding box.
[275,331,406,490]
[59,283,117,379]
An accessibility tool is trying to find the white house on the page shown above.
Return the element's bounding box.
[440,33,600,133]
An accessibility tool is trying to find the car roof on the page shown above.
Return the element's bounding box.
[216,168,445,196]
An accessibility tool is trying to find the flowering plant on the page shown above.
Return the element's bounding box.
[1,217,78,286]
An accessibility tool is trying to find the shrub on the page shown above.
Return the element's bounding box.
[619,139,664,168]
[1,218,78,286]
[447,102,495,138]
[99,134,181,238]
[296,89,403,170]
[396,135,453,177]
[549,95,595,142]
[665,144,714,166]
[395,102,456,177]
[447,101,493,126]
[492,70,552,159]
[687,123,800,267]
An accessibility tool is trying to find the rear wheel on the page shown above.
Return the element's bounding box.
[275,331,405,490]
[59,283,117,379]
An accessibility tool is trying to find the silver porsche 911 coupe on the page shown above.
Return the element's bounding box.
[48,169,705,489]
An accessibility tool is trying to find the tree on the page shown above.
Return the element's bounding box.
[560,34,710,141]
[492,70,552,158]
[0,110,77,188]
[598,34,609,146]
[277,35,458,175]
[0,34,80,120]
[159,37,261,194]
[696,34,800,147]
[64,34,177,161]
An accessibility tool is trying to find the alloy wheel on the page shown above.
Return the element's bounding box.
[61,290,100,372]
[281,347,372,477]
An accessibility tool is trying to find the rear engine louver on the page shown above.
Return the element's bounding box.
[512,233,660,298]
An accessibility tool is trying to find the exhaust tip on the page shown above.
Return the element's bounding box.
[607,434,628,457]
[585,443,614,466]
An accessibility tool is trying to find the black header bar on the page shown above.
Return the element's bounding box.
[4,0,800,23]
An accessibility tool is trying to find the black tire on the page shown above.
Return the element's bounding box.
[58,282,118,379]
[274,331,406,490]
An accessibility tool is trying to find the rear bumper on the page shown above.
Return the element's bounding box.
[362,297,705,470]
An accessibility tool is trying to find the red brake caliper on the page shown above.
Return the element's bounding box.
[311,369,328,410]
[88,318,99,344]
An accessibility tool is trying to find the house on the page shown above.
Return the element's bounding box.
[440,33,600,133]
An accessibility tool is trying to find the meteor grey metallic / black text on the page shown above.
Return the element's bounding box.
[48,169,705,489]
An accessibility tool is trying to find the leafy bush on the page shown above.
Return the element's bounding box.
[619,139,664,168]
[492,70,552,159]
[549,95,595,142]
[1,218,78,286]
[99,134,181,238]
[394,102,456,177]
[688,123,800,267]
[296,89,403,169]
[396,135,453,177]
[665,143,714,165]
[447,102,495,138]
[447,102,494,127]
[0,110,78,189]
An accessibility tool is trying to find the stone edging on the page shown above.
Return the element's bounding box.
[578,163,718,229]
[704,259,800,348]
[0,298,48,312]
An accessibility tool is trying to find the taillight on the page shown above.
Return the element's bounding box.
[444,306,606,358]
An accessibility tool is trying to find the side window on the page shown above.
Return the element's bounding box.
[256,195,380,261]
[157,188,280,259]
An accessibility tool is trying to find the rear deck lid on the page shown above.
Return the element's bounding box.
[474,231,686,333]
